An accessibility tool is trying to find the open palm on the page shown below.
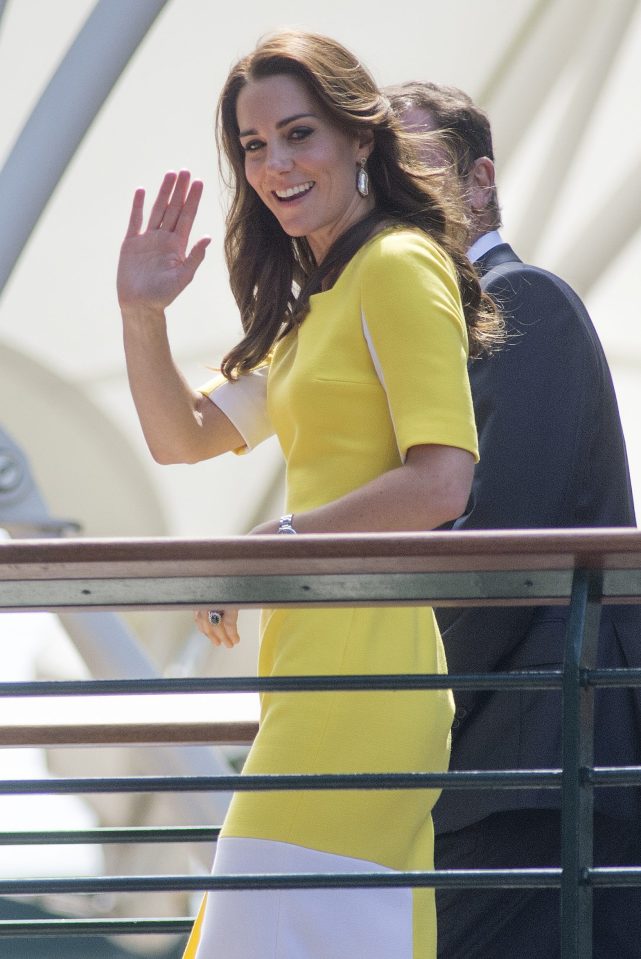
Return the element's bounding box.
[117,170,211,312]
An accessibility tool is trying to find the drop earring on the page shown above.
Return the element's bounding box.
[356,158,369,198]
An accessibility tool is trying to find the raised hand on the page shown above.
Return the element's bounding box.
[117,170,211,313]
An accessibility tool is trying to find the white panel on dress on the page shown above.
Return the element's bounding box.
[195,837,413,959]
[200,367,273,451]
[360,309,406,462]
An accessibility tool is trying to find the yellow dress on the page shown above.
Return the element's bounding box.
[183,227,478,959]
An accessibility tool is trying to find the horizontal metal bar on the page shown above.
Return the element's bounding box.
[585,766,641,786]
[588,867,641,887]
[0,867,563,897]
[0,826,220,845]
[0,917,193,937]
[0,570,579,611]
[0,671,565,697]
[599,569,641,599]
[585,668,641,687]
[0,770,562,795]
[1,570,640,611]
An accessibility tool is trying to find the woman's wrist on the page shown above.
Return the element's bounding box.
[249,514,299,536]
[120,303,167,327]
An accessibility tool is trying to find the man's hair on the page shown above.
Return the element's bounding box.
[385,81,501,229]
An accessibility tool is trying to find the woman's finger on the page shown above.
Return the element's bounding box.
[183,236,211,283]
[174,178,204,243]
[124,188,146,238]
[219,608,241,647]
[160,169,192,233]
[146,171,178,230]
[194,608,240,649]
[194,609,224,646]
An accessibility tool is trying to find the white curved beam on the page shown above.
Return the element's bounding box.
[481,0,600,165]
[479,0,555,103]
[0,0,170,298]
[554,153,641,297]
[514,0,638,257]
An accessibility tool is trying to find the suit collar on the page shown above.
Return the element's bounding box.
[467,229,503,262]
[474,242,522,277]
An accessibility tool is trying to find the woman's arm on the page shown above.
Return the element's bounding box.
[253,443,474,534]
[196,442,473,647]
[117,170,244,463]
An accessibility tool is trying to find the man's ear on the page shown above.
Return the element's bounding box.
[468,157,495,212]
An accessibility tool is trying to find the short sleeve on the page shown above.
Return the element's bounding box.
[198,366,273,452]
[360,231,478,462]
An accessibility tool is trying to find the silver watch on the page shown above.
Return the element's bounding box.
[277,513,297,534]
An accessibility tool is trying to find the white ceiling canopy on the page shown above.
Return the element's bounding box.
[0,0,639,537]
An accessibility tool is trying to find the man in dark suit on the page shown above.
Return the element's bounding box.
[388,82,641,959]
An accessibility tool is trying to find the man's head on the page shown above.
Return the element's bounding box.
[386,81,501,243]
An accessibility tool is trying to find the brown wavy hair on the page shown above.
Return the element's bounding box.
[217,30,503,379]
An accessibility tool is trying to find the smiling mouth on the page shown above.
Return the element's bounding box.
[273,181,315,202]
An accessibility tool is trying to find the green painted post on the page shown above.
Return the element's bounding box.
[560,568,602,958]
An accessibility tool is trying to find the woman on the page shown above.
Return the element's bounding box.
[117,29,501,959]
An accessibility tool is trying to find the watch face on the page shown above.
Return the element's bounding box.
[277,515,297,534]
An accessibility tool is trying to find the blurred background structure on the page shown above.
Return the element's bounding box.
[1,0,640,954]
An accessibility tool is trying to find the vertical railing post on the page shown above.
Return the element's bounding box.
[560,567,602,958]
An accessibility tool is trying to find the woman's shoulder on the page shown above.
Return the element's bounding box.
[352,225,457,293]
[357,225,453,275]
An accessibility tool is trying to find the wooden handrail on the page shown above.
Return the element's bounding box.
[2,528,641,577]
[0,721,257,748]
[1,529,640,610]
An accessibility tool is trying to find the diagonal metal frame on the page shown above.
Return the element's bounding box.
[0,0,170,298]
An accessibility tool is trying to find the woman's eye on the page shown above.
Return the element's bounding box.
[289,127,313,142]
[242,139,264,153]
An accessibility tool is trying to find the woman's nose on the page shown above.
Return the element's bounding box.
[265,144,293,172]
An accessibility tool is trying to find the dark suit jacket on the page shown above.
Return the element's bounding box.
[433,242,641,833]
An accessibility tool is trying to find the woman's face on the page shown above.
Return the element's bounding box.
[236,73,374,263]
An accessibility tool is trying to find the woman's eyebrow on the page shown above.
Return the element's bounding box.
[238,112,318,137]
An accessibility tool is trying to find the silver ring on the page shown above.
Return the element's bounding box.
[207,610,224,626]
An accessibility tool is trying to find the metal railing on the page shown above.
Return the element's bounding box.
[1,529,640,957]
